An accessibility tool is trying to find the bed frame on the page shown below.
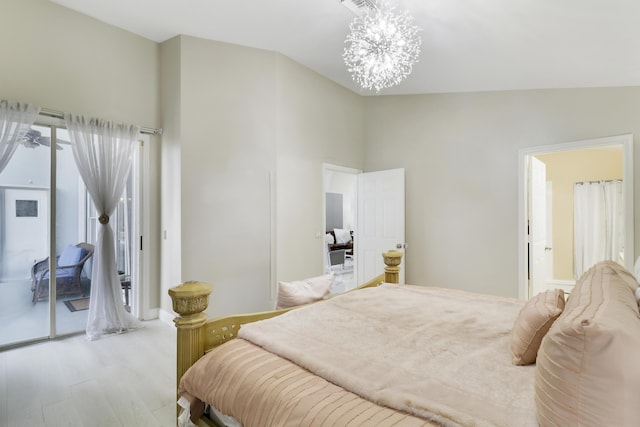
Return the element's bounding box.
[168,250,403,426]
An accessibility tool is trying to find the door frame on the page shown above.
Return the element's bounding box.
[518,134,634,299]
[322,163,361,285]
[528,156,547,298]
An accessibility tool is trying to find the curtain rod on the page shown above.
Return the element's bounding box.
[575,179,622,185]
[39,107,163,136]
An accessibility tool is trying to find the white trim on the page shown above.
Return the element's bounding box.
[49,127,57,337]
[518,134,634,300]
[77,177,87,244]
[269,170,277,302]
[158,308,176,327]
[142,307,159,321]
[136,136,154,320]
[0,184,49,191]
[545,279,577,296]
[546,279,576,286]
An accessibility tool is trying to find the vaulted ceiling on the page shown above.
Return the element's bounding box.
[50,0,640,96]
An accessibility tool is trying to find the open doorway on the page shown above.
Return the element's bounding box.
[323,165,406,292]
[518,134,634,300]
[323,164,359,294]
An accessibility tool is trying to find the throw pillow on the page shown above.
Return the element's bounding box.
[333,228,351,244]
[535,261,640,426]
[276,273,333,310]
[58,245,85,266]
[510,288,565,365]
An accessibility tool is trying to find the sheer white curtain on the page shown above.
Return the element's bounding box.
[574,180,624,279]
[0,100,40,173]
[65,114,141,340]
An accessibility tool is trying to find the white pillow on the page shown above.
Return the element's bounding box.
[333,228,351,244]
[324,233,335,245]
[275,273,333,310]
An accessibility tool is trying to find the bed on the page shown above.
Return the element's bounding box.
[169,253,640,427]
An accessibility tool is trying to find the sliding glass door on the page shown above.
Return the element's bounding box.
[0,123,140,348]
[0,125,51,345]
[54,126,92,336]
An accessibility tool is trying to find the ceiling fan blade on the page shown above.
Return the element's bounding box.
[19,128,39,144]
[25,128,42,139]
[22,140,39,149]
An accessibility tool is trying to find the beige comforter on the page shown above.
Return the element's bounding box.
[238,284,536,427]
[182,338,436,426]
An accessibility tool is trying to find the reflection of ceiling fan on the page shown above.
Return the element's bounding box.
[20,128,70,150]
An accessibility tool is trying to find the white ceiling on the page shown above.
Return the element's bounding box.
[50,0,640,96]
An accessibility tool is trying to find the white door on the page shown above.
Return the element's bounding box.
[529,157,547,297]
[2,188,48,280]
[356,168,405,285]
[545,182,554,282]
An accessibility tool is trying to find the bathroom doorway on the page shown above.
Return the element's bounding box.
[518,134,633,299]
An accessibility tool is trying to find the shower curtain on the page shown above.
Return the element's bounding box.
[574,180,624,279]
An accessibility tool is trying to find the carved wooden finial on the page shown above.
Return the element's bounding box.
[382,250,403,284]
[168,281,213,386]
[168,280,212,316]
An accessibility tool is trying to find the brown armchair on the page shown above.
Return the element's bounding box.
[31,242,94,303]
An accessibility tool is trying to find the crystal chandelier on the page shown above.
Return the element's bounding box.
[343,0,421,92]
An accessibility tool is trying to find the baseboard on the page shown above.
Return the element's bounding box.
[545,279,576,294]
[159,308,176,327]
[140,307,159,321]
[546,279,576,286]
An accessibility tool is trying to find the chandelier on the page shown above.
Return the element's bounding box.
[343,0,421,92]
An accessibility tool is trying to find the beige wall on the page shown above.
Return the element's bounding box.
[159,36,182,317]
[0,0,159,128]
[364,88,640,298]
[535,149,623,281]
[275,55,365,284]
[159,36,365,318]
[161,36,277,318]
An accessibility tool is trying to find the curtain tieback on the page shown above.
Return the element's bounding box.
[99,214,110,224]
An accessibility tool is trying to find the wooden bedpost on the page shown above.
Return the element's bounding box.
[168,281,213,386]
[383,250,403,284]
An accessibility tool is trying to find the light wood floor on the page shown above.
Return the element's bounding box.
[0,319,177,427]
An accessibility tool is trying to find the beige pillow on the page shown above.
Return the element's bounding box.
[510,288,565,365]
[535,261,640,426]
[275,273,333,310]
